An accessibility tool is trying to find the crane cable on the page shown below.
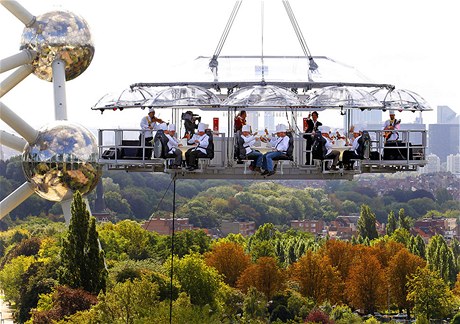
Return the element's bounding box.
[209,0,243,79]
[282,0,318,71]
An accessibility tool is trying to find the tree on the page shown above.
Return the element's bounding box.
[237,256,285,299]
[357,205,378,240]
[173,253,222,307]
[321,239,356,281]
[58,191,107,294]
[290,250,342,304]
[90,276,159,323]
[426,234,457,285]
[407,267,457,320]
[205,241,251,287]
[346,251,386,314]
[242,287,268,322]
[409,235,426,259]
[386,210,397,235]
[31,286,98,323]
[387,248,425,317]
[0,255,35,304]
[398,208,411,231]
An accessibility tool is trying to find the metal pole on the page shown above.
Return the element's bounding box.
[52,59,67,120]
[0,0,36,27]
[169,178,176,324]
[0,181,35,219]
[0,101,39,143]
[0,65,34,98]
[0,50,37,74]
[0,130,27,152]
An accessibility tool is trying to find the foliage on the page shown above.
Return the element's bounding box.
[31,285,97,323]
[407,266,458,319]
[387,248,426,317]
[387,210,397,235]
[0,255,35,304]
[242,287,268,322]
[346,248,386,314]
[58,192,107,294]
[205,241,251,287]
[306,308,333,324]
[237,256,285,299]
[289,250,342,304]
[426,234,457,285]
[172,252,222,307]
[357,205,378,240]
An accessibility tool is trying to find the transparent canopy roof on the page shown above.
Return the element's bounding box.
[144,85,221,108]
[371,88,432,111]
[305,86,383,109]
[92,87,154,109]
[222,85,303,109]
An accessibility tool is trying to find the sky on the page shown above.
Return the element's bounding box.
[1,0,459,140]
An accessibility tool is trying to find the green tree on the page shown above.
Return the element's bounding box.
[173,253,222,308]
[426,234,457,285]
[242,287,268,322]
[58,191,107,294]
[407,267,457,320]
[386,210,397,235]
[409,235,426,259]
[398,208,411,231]
[0,255,35,304]
[357,205,378,240]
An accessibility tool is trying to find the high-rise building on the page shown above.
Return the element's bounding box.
[437,106,460,124]
[429,124,460,162]
[264,111,275,133]
[344,110,382,130]
[446,153,460,174]
[246,111,259,132]
[419,154,441,174]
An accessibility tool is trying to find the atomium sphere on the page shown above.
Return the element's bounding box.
[22,121,102,202]
[20,11,94,82]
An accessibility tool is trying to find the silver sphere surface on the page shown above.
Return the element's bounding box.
[20,10,94,81]
[22,121,101,202]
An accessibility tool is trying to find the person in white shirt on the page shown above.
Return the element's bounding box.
[185,123,210,171]
[138,107,164,159]
[261,124,290,176]
[383,110,401,142]
[319,126,340,170]
[342,125,364,170]
[240,125,263,171]
[164,124,183,169]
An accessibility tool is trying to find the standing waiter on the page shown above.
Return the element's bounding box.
[138,107,164,159]
[302,111,322,165]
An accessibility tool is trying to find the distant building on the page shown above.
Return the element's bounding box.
[221,220,256,236]
[264,112,275,133]
[291,219,325,236]
[246,111,259,132]
[143,218,193,235]
[437,106,460,124]
[347,110,382,130]
[419,154,441,174]
[411,217,459,242]
[428,123,460,162]
[447,153,460,175]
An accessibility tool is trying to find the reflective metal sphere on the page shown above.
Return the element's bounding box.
[20,11,94,81]
[22,121,101,202]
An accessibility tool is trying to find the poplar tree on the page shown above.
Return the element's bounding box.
[59,191,107,294]
[426,234,457,285]
[398,208,411,231]
[386,210,397,235]
[357,205,378,241]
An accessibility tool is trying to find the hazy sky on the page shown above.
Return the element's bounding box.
[1,0,459,137]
